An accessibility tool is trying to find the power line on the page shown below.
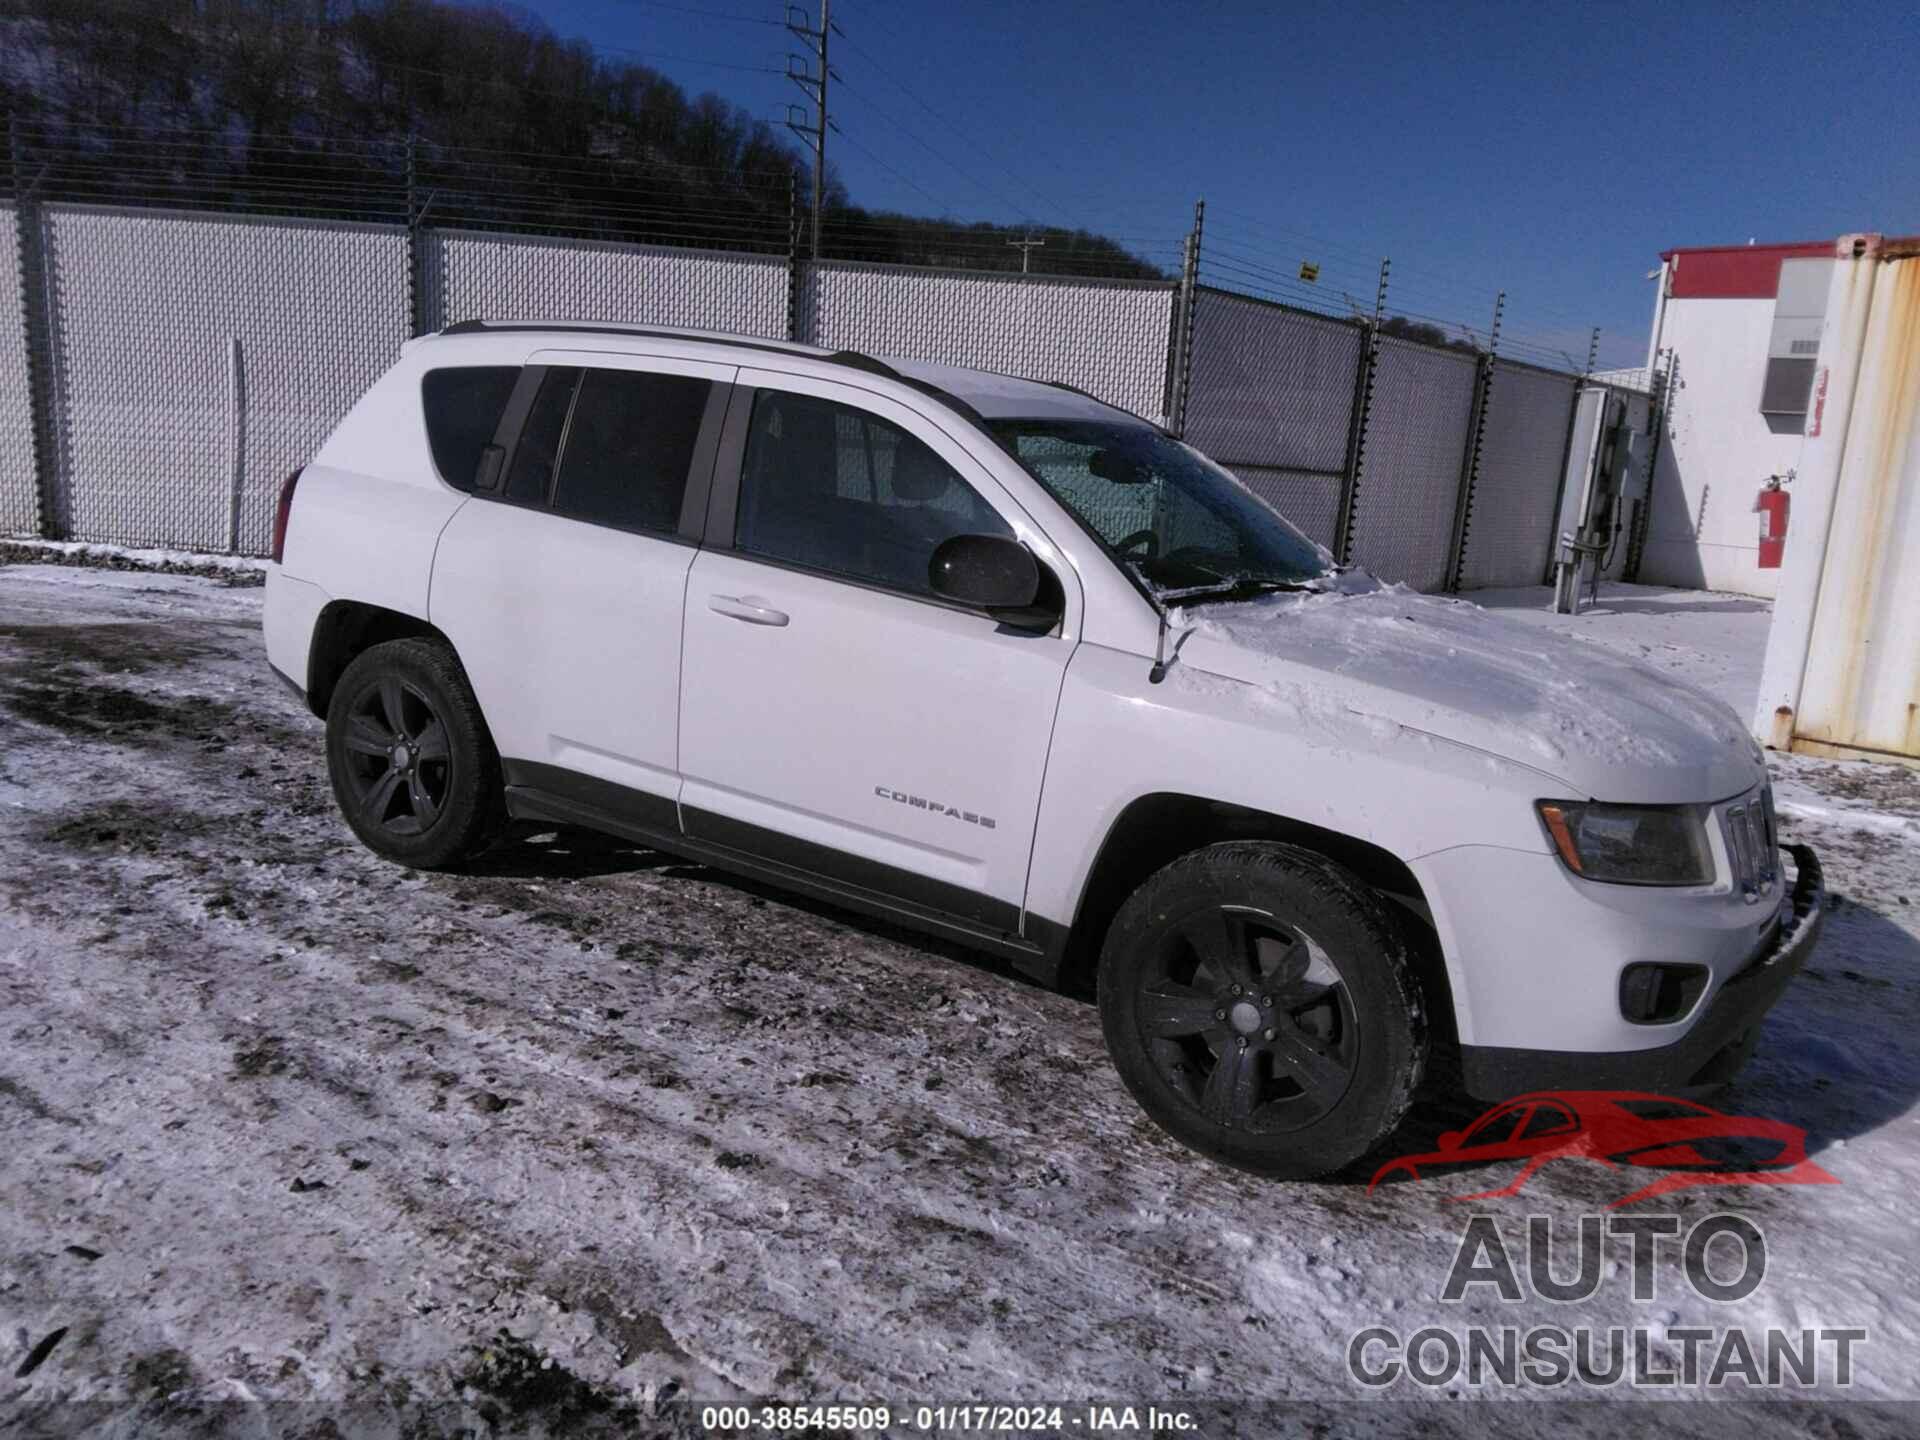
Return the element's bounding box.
[588,42,785,74]
[623,1,786,24]
[825,22,1066,228]
[829,77,1036,223]
[832,0,1126,223]
[826,123,943,211]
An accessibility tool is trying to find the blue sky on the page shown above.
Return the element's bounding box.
[517,0,1918,371]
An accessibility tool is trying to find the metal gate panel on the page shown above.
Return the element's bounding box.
[1455,361,1578,589]
[1230,465,1341,552]
[799,261,1175,425]
[41,207,407,552]
[0,204,36,536]
[1597,386,1655,583]
[422,230,788,340]
[1184,288,1361,472]
[1349,336,1478,591]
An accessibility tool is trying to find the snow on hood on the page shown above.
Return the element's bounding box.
[1172,579,1764,804]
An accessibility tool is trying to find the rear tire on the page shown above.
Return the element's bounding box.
[324,638,505,870]
[1098,841,1427,1179]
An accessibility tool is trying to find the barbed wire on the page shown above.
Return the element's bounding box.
[0,116,1627,362]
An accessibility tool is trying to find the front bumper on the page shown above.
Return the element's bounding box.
[1460,845,1824,1100]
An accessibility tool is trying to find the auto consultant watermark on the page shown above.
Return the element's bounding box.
[1351,1092,1864,1392]
[1349,1212,1867,1390]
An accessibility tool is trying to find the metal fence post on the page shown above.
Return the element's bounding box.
[8,118,61,540]
[787,170,804,343]
[1443,291,1503,592]
[1334,257,1389,565]
[1624,350,1675,582]
[404,134,423,336]
[224,335,245,553]
[1168,198,1204,437]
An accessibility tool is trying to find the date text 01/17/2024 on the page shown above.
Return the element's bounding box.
[698,1404,1199,1433]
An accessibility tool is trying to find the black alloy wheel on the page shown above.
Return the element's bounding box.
[324,638,505,870]
[1098,842,1426,1179]
[1136,906,1358,1133]
[339,676,452,836]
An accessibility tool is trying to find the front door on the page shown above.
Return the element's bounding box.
[677,370,1078,935]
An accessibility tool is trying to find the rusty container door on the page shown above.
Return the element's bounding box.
[1794,250,1920,760]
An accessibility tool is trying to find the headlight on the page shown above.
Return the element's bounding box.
[1535,800,1715,886]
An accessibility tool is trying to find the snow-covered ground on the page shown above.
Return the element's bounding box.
[0,566,1915,1437]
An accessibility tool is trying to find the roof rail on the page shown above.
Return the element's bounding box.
[823,349,902,380]
[432,320,993,428]
[432,318,821,362]
[823,348,989,426]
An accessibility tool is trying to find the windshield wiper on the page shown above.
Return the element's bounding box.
[1157,576,1327,605]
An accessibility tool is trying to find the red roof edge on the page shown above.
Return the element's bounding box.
[1659,239,1838,300]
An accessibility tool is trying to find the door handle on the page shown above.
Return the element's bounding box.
[708,594,790,627]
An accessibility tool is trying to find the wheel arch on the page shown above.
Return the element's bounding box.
[1052,792,1457,1047]
[305,600,454,719]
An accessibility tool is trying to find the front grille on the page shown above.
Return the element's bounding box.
[1721,785,1779,904]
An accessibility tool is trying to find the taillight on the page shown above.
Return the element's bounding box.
[271,469,302,563]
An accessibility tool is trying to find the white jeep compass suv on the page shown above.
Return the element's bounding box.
[263,320,1824,1177]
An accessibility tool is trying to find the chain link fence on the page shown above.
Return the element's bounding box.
[0,182,1646,582]
[1183,289,1360,472]
[799,261,1175,425]
[35,206,406,552]
[421,230,790,341]
[1347,338,1480,591]
[1454,361,1581,590]
[0,203,36,536]
[1176,289,1655,594]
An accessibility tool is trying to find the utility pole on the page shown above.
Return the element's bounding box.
[1007,231,1045,274]
[785,3,830,258]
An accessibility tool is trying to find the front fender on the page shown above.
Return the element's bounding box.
[1024,643,1560,1039]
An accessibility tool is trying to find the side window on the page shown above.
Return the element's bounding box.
[734,390,1011,595]
[551,369,712,534]
[503,367,581,505]
[421,366,519,490]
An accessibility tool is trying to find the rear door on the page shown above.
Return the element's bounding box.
[676,369,1080,936]
[431,351,733,817]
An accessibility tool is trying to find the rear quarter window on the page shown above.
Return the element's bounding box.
[421,366,520,490]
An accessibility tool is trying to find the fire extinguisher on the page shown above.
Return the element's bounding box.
[1755,472,1792,569]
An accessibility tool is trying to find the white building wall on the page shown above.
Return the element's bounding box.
[1638,290,1821,598]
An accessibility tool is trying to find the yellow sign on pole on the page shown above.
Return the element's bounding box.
[1299,261,1320,283]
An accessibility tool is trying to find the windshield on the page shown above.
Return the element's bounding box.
[987,418,1333,601]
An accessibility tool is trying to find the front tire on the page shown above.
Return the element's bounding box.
[324,638,505,870]
[1098,842,1427,1179]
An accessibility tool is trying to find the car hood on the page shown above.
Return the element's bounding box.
[1172,581,1764,804]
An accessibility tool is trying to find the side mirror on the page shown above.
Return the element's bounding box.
[929,533,1061,632]
[1437,1130,1464,1152]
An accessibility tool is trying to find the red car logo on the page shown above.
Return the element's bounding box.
[1368,1091,1839,1208]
